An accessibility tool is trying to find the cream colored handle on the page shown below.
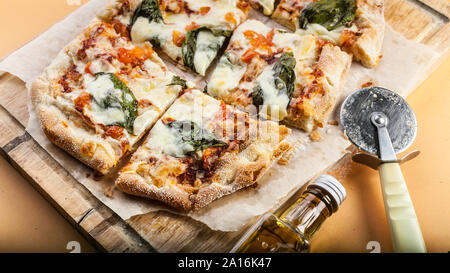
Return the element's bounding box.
[379,163,427,253]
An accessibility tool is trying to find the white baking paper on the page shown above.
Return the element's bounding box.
[0,0,440,232]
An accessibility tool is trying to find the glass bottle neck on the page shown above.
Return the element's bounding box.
[279,188,336,241]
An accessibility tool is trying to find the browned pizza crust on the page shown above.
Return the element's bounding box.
[115,172,193,211]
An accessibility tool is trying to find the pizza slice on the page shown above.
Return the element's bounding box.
[206,19,352,131]
[272,0,384,68]
[116,89,291,211]
[98,0,250,76]
[31,20,188,174]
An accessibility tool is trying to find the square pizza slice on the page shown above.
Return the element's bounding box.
[272,0,385,68]
[206,19,352,132]
[31,20,188,174]
[98,0,250,76]
[116,89,291,211]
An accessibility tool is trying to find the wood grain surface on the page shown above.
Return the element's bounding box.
[0,0,449,253]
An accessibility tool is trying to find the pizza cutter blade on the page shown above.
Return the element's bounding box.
[340,87,426,253]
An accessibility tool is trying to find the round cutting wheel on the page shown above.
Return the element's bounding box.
[340,87,417,155]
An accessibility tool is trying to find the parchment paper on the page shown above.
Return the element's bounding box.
[0,0,439,232]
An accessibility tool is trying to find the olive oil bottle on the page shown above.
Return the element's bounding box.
[231,175,346,253]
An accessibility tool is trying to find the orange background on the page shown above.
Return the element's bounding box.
[0,0,449,253]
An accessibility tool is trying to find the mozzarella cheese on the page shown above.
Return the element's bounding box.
[85,74,126,126]
[207,55,246,97]
[131,18,162,43]
[165,0,243,28]
[173,90,222,125]
[293,34,318,66]
[133,109,159,136]
[146,90,223,158]
[147,122,194,158]
[88,103,126,126]
[272,31,301,49]
[232,19,271,42]
[128,76,179,108]
[256,0,275,15]
[255,66,290,121]
[297,23,345,44]
[131,18,181,60]
[193,30,225,76]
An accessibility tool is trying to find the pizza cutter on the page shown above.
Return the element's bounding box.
[340,87,426,253]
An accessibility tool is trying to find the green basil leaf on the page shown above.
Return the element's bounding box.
[168,76,188,90]
[209,29,233,38]
[182,28,203,72]
[131,0,163,26]
[299,0,356,31]
[273,52,296,99]
[252,86,265,108]
[167,120,228,157]
[94,72,138,135]
[252,52,296,107]
[182,27,232,72]
[149,37,161,48]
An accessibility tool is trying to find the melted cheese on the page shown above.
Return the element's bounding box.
[193,30,225,76]
[133,109,159,136]
[146,122,195,158]
[193,9,242,29]
[257,0,275,15]
[131,18,161,43]
[297,23,345,44]
[146,90,222,157]
[131,18,181,60]
[184,0,216,10]
[171,90,221,125]
[88,103,126,126]
[85,74,126,126]
[165,1,243,28]
[128,75,179,109]
[233,19,271,41]
[117,14,131,26]
[294,34,318,66]
[88,58,116,74]
[207,55,246,97]
[272,31,301,49]
[255,66,290,121]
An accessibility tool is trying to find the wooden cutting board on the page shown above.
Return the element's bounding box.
[0,0,449,253]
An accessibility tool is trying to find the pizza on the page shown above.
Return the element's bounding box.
[31,20,188,174]
[30,0,381,211]
[271,0,385,68]
[98,0,250,76]
[116,89,291,211]
[206,19,352,131]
